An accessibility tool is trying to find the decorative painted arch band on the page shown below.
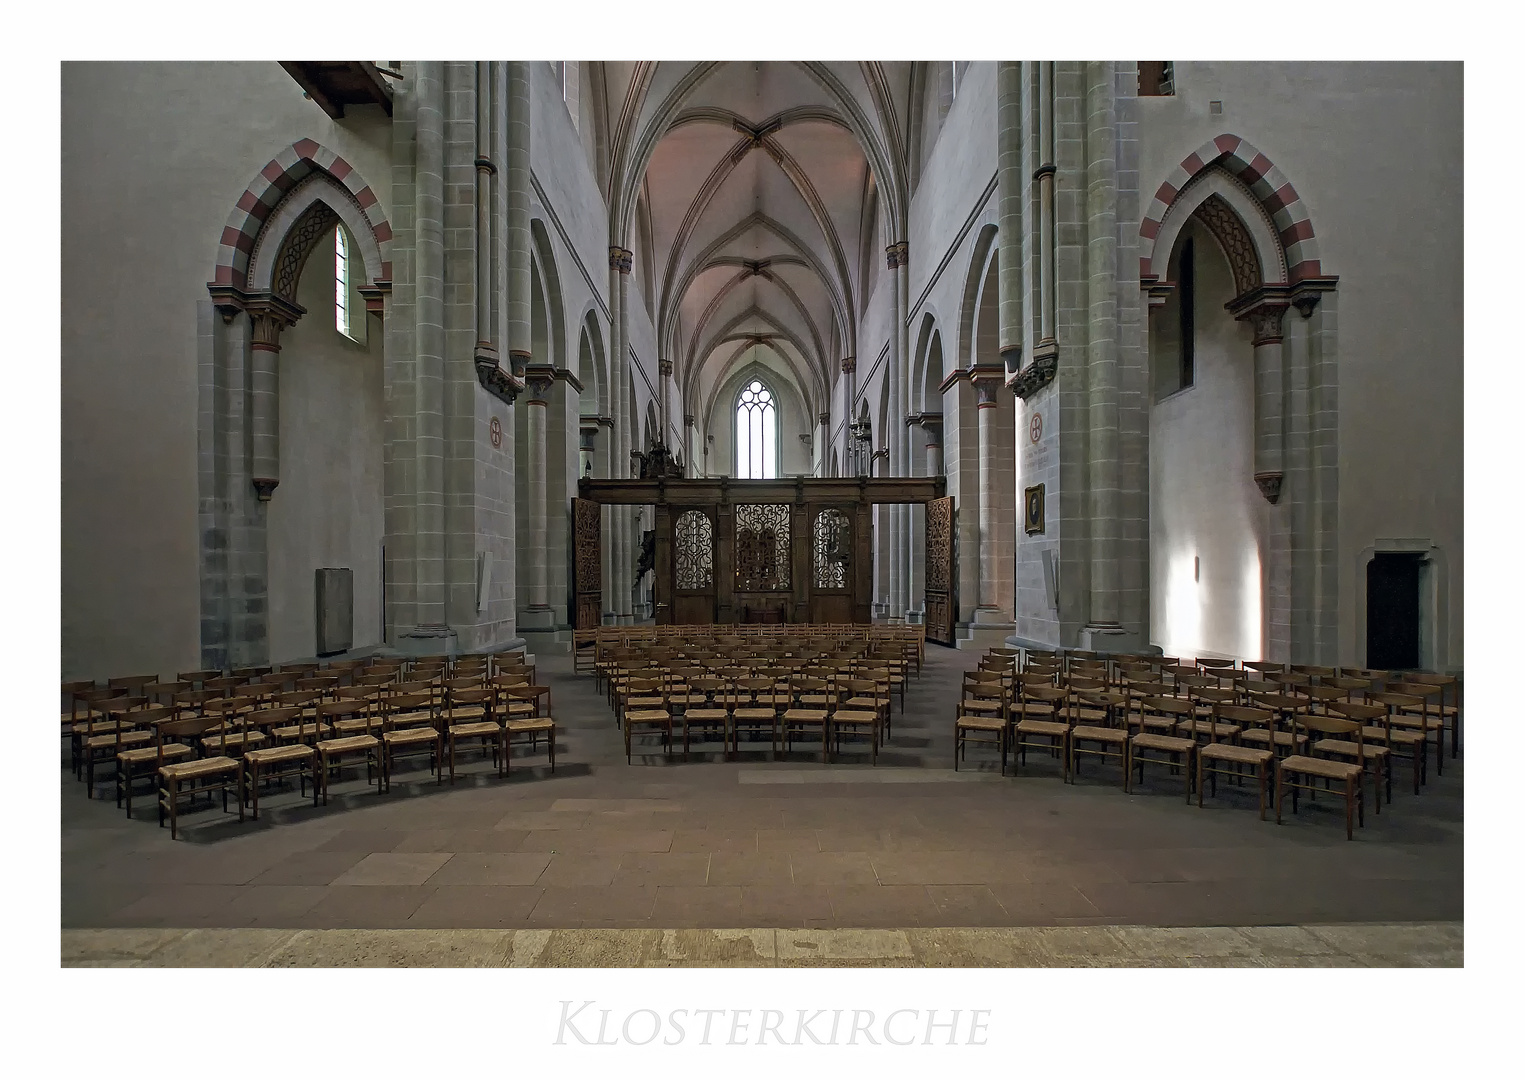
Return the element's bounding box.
[211,138,393,290]
[1140,134,1320,283]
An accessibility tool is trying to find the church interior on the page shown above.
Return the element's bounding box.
[57,60,1463,969]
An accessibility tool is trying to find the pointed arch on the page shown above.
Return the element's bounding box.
[213,138,391,290]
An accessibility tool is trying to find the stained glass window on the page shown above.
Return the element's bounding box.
[734,379,777,479]
[334,226,351,337]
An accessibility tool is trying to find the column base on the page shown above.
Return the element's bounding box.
[958,609,1015,651]
[1078,624,1146,656]
[517,606,557,631]
[397,624,459,658]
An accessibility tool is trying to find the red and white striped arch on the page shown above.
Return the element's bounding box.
[1140,133,1321,283]
[210,138,392,290]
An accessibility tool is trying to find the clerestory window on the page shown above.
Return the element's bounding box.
[734,378,778,479]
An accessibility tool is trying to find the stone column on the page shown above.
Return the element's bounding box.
[658,358,673,445]
[886,241,908,619]
[522,368,554,626]
[1084,60,1120,629]
[997,60,1025,376]
[920,417,943,476]
[579,420,597,481]
[684,413,696,475]
[1036,62,1057,353]
[246,298,299,502]
[817,411,830,475]
[975,374,1001,611]
[506,61,531,378]
[1242,302,1289,661]
[412,59,448,634]
[610,247,634,622]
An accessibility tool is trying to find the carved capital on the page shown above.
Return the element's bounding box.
[508,350,531,380]
[658,358,674,378]
[885,241,908,269]
[1000,344,1022,375]
[974,378,1001,408]
[475,354,525,406]
[1241,303,1288,346]
[818,412,831,426]
[245,294,303,352]
[609,246,633,273]
[525,363,556,404]
[1011,351,1058,401]
[474,155,497,175]
[841,356,856,374]
[684,413,696,428]
[252,478,280,501]
[1255,471,1284,503]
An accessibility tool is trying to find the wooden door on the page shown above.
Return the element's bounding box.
[572,497,602,630]
[671,506,716,624]
[808,505,854,624]
[924,495,955,645]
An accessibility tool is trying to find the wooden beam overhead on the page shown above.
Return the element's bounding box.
[577,475,947,505]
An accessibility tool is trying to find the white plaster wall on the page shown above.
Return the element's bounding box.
[1139,61,1464,668]
[267,249,386,661]
[1149,221,1265,660]
[61,61,392,680]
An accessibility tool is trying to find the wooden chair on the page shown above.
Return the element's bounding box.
[82,697,157,798]
[240,708,320,818]
[730,677,783,759]
[782,675,832,762]
[623,677,673,764]
[1067,689,1129,789]
[314,699,382,803]
[500,685,556,774]
[1276,712,1366,840]
[1317,701,1392,809]
[1386,681,1449,775]
[200,695,265,758]
[155,713,245,840]
[1405,672,1461,757]
[270,690,327,746]
[1009,684,1070,779]
[832,678,882,765]
[444,687,502,783]
[378,691,443,793]
[111,704,180,814]
[1126,696,1196,799]
[677,676,730,760]
[1193,705,1275,819]
[1360,692,1430,796]
[1245,692,1311,762]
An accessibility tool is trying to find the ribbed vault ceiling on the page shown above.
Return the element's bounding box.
[588,61,916,432]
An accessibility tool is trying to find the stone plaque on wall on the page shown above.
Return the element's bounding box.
[315,567,353,656]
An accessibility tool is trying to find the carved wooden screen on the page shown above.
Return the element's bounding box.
[734,503,791,591]
[813,508,851,590]
[924,495,955,645]
[572,497,602,630]
[674,510,714,590]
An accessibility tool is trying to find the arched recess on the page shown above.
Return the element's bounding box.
[706,362,810,478]
[200,141,393,669]
[1141,133,1339,665]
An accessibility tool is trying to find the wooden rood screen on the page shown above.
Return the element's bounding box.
[924,495,955,646]
[576,476,949,633]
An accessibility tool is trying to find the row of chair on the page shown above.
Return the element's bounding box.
[954,649,1463,840]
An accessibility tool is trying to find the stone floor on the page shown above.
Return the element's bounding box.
[62,646,1464,953]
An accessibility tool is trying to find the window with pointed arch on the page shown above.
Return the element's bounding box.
[734,377,779,479]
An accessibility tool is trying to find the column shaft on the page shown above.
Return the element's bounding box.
[1085,60,1120,625]
[527,387,550,611]
[977,384,998,610]
[997,60,1025,371]
[414,60,447,627]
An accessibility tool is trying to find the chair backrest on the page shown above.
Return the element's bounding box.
[502,684,552,715]
[1023,685,1070,710]
[447,687,495,711]
[317,698,370,721]
[1208,703,1275,744]
[1067,676,1106,694]
[1289,709,1362,758]
[177,668,224,685]
[1140,694,1193,726]
[156,712,231,763]
[275,689,322,711]
[1244,660,1285,674]
[1190,686,1236,707]
[248,706,301,733]
[108,674,159,691]
[1301,685,1346,711]
[1327,700,1385,725]
[1019,671,1057,689]
[387,692,434,717]
[1196,657,1237,670]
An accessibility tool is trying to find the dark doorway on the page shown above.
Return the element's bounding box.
[1367,553,1422,670]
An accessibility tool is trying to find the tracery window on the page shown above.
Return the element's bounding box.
[674,510,714,591]
[734,379,778,479]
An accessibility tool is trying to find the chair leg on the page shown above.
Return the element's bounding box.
[1274,768,1283,825]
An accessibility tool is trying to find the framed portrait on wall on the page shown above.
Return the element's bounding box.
[1024,483,1046,535]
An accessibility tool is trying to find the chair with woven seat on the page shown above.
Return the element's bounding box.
[677,676,730,760]
[623,677,673,764]
[1276,712,1367,840]
[82,697,158,798]
[377,691,442,792]
[109,704,179,812]
[314,699,382,803]
[1360,692,1429,795]
[499,684,556,774]
[441,687,501,783]
[1191,704,1275,818]
[155,712,246,840]
[729,677,783,759]
[1314,700,1391,809]
[1404,671,1461,757]
[832,678,883,765]
[1067,689,1129,789]
[1386,681,1449,775]
[200,695,266,758]
[782,675,832,762]
[1008,684,1070,778]
[1244,692,1312,759]
[240,708,320,818]
[955,705,1006,771]
[1127,696,1196,799]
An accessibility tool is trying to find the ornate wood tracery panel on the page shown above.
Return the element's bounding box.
[572,497,602,629]
[734,503,791,592]
[813,508,851,590]
[924,495,955,645]
[674,509,714,590]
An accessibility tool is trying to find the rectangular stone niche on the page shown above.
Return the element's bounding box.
[315,568,354,656]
